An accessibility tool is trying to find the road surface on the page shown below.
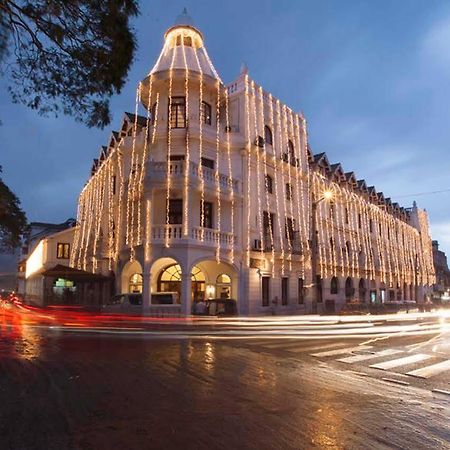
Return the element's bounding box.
[1,304,449,449]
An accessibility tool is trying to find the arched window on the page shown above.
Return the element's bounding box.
[184,36,192,47]
[346,241,351,259]
[158,264,206,302]
[129,273,143,293]
[358,279,366,303]
[330,276,339,294]
[345,277,354,301]
[264,125,273,145]
[217,273,231,284]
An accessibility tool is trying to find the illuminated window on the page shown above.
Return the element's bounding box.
[129,273,143,293]
[56,243,70,259]
[158,264,205,302]
[216,273,231,284]
[169,96,186,128]
[184,35,192,47]
[201,101,212,125]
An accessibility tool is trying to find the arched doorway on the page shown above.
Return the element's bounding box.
[121,260,143,294]
[330,277,339,295]
[345,277,354,303]
[358,279,366,303]
[157,263,206,302]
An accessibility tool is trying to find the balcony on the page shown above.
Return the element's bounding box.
[147,161,239,194]
[151,225,236,248]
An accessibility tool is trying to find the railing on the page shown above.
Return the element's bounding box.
[148,161,239,194]
[151,225,235,247]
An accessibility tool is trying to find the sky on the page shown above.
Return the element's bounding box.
[1,0,450,254]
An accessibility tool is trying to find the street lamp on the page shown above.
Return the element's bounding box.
[310,189,333,314]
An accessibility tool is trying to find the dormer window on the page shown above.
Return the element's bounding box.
[201,101,212,125]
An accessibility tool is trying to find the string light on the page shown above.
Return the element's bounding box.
[251,81,264,258]
[215,79,222,262]
[244,74,252,267]
[269,94,285,276]
[259,85,275,277]
[224,88,235,264]
[165,42,178,248]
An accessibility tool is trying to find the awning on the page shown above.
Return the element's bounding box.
[42,264,110,281]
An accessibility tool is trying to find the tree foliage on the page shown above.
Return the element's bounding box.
[0,0,139,128]
[0,166,27,251]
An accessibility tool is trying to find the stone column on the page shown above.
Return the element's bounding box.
[181,272,192,316]
[142,264,152,314]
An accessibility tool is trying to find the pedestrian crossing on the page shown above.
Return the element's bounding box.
[243,339,450,381]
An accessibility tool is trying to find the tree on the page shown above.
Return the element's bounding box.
[0,166,27,251]
[0,0,139,128]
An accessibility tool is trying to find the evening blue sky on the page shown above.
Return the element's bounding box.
[1,0,450,253]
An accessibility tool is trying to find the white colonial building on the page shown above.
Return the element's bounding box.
[69,10,435,315]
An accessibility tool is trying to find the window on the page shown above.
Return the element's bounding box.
[330,276,339,294]
[329,202,335,219]
[201,101,212,125]
[369,219,373,233]
[151,102,157,124]
[184,35,192,47]
[129,273,143,293]
[298,278,304,304]
[358,213,362,229]
[265,175,273,194]
[112,175,116,195]
[168,199,183,224]
[288,140,296,166]
[169,96,186,128]
[201,157,214,169]
[345,207,349,224]
[56,243,70,259]
[201,201,213,229]
[262,276,270,307]
[285,217,295,242]
[281,277,289,305]
[264,125,273,145]
[286,183,292,201]
[263,211,275,250]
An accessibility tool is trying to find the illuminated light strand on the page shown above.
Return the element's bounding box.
[224,88,235,264]
[116,144,125,261]
[335,187,345,278]
[340,188,350,278]
[276,99,292,272]
[192,42,205,242]
[126,85,141,249]
[251,81,264,258]
[352,194,363,279]
[269,95,285,276]
[92,167,106,273]
[259,86,275,277]
[145,198,151,263]
[136,76,154,247]
[348,193,359,279]
[244,75,252,267]
[151,93,160,145]
[215,78,222,262]
[181,39,190,237]
[281,104,293,272]
[300,116,310,276]
[290,111,304,261]
[165,43,178,248]
[83,180,95,271]
[107,161,114,271]
[71,195,82,268]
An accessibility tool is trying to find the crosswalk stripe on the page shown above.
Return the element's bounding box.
[286,343,349,354]
[338,349,403,364]
[370,354,433,370]
[311,345,372,357]
[406,359,450,379]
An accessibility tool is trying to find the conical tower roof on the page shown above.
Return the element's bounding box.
[148,8,221,82]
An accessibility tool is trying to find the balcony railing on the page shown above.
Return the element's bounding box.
[151,225,236,248]
[148,161,239,194]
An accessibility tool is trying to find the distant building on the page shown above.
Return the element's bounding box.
[64,10,435,315]
[432,240,450,301]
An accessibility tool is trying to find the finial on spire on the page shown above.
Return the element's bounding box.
[175,7,194,27]
[240,62,248,75]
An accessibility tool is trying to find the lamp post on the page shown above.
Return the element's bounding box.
[310,189,333,314]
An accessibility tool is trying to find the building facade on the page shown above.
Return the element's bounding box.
[432,240,450,302]
[69,11,435,315]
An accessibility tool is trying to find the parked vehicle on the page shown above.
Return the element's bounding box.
[203,298,237,316]
[151,292,179,305]
[102,293,142,313]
